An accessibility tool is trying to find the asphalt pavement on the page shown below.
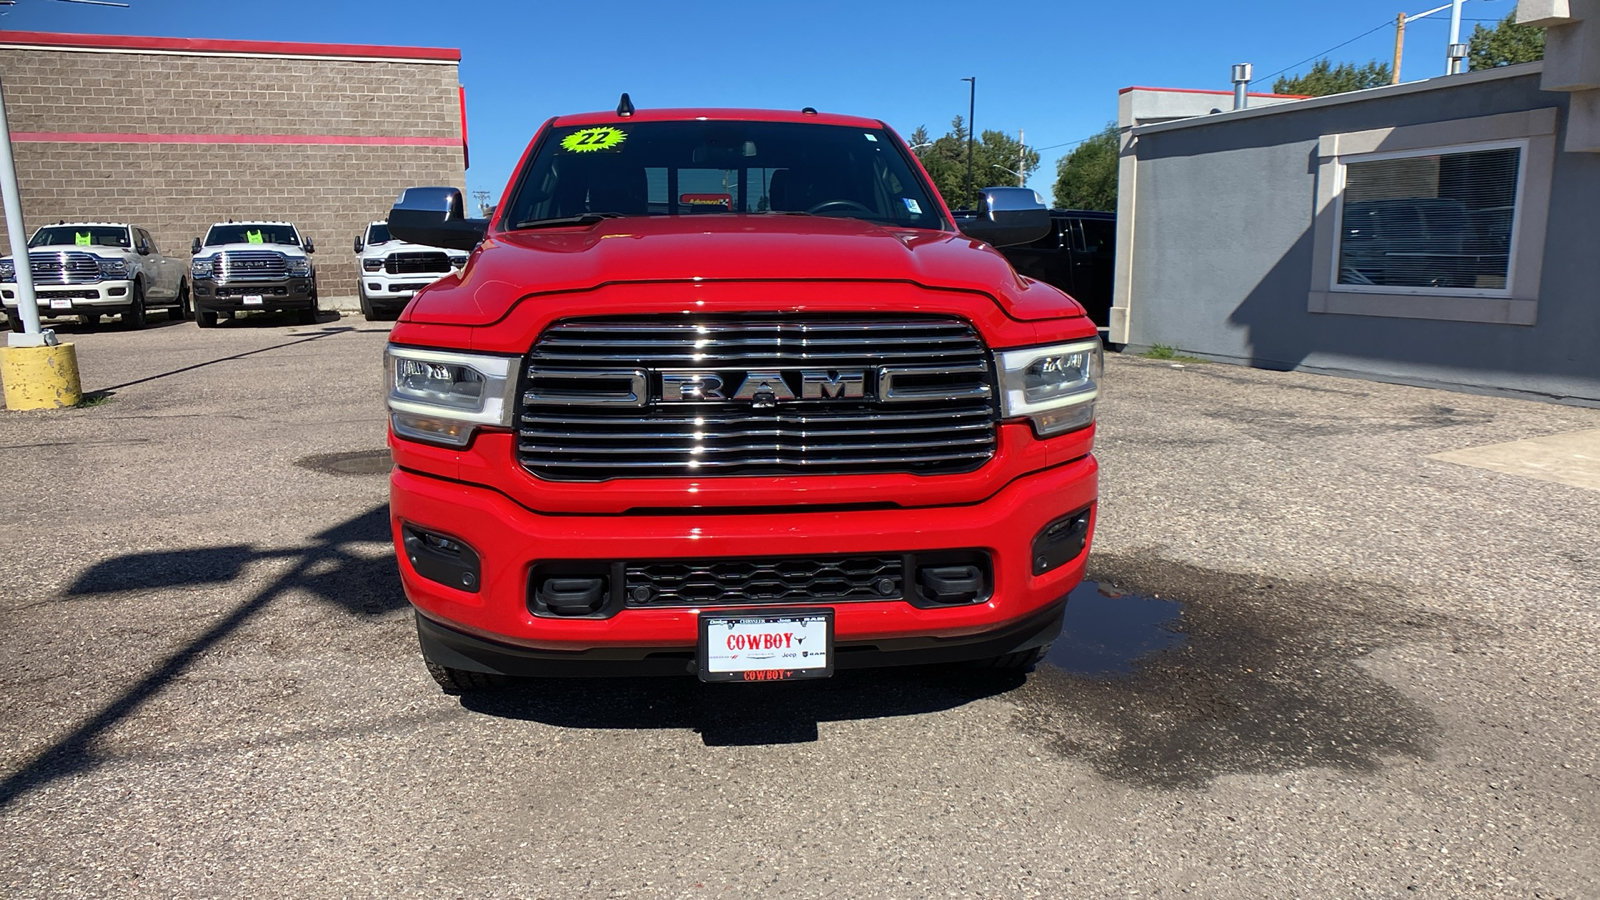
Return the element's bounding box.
[1,312,1596,898]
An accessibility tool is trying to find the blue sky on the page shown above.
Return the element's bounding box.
[3,0,1518,203]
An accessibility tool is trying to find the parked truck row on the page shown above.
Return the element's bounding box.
[4,216,467,330]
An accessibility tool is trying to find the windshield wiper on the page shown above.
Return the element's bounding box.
[511,213,624,230]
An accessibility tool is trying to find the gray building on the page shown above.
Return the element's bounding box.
[1111,3,1599,405]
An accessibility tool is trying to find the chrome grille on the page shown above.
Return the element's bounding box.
[385,252,451,275]
[214,250,287,282]
[518,316,997,480]
[29,251,101,285]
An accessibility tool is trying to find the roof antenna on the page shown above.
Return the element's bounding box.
[617,93,634,117]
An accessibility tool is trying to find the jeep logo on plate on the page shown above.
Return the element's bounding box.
[659,370,867,406]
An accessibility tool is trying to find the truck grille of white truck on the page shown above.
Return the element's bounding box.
[385,252,452,275]
[29,252,101,285]
[517,316,998,480]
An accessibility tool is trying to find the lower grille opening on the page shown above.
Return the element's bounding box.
[628,555,903,607]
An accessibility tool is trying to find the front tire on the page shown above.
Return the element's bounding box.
[81,313,101,327]
[424,660,505,694]
[174,281,192,321]
[7,312,22,333]
[297,285,320,326]
[195,305,219,328]
[972,645,1049,672]
[123,282,147,330]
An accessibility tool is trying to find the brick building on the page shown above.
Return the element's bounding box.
[0,30,467,302]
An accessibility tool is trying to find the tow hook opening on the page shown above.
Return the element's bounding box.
[907,550,993,606]
[1032,504,1094,576]
[401,524,481,593]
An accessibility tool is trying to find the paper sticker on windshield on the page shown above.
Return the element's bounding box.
[246,229,264,244]
[75,232,92,245]
[560,127,628,153]
[864,133,878,142]
[903,198,922,215]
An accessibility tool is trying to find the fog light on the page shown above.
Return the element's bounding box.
[1032,505,1093,575]
[108,286,127,297]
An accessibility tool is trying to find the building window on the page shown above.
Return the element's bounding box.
[1335,144,1522,296]
[1308,109,1557,326]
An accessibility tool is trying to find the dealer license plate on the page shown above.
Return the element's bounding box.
[698,609,834,682]
[49,299,72,310]
[243,294,264,306]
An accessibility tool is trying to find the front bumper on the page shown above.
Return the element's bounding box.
[361,273,447,307]
[194,278,315,311]
[392,453,1097,675]
[2,280,136,314]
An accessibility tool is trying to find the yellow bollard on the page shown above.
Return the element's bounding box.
[0,342,83,410]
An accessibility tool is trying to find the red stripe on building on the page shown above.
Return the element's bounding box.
[0,29,460,62]
[11,132,461,147]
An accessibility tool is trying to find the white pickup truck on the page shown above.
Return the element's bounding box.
[189,221,320,327]
[353,220,467,321]
[2,222,189,330]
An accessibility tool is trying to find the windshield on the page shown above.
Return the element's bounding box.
[502,120,945,231]
[366,223,392,244]
[204,224,301,247]
[30,225,130,249]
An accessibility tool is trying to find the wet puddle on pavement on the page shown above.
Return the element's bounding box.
[1046,581,1185,676]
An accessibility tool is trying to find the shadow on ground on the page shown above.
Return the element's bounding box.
[1017,550,1474,789]
[0,503,400,808]
[463,666,1025,747]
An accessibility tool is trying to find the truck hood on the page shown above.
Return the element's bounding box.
[5,243,128,262]
[198,242,309,260]
[406,215,1084,326]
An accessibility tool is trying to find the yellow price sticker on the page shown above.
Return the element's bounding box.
[560,126,628,153]
[75,232,92,246]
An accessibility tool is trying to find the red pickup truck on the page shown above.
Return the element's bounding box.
[384,102,1101,690]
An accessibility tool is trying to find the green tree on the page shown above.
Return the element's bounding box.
[1469,12,1545,69]
[1052,123,1118,212]
[1272,58,1391,96]
[911,116,1041,210]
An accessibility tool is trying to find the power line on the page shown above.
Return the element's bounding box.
[1257,17,1397,85]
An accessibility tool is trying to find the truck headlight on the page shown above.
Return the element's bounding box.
[191,257,214,279]
[385,345,517,447]
[449,255,468,269]
[998,339,1102,437]
[0,260,13,283]
[286,258,312,277]
[97,258,128,278]
[362,258,383,272]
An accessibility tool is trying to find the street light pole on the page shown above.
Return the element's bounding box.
[0,75,41,343]
[961,76,975,209]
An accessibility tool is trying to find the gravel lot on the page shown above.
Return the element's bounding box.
[1,313,1596,898]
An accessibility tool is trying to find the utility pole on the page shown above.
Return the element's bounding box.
[961,76,975,209]
[1392,12,1406,83]
[0,75,40,342]
[471,190,491,218]
[1447,0,1466,73]
[1017,129,1025,187]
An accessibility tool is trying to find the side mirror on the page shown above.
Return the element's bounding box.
[136,241,151,256]
[389,187,489,252]
[353,236,363,254]
[956,187,1051,248]
[191,237,202,255]
[304,238,316,254]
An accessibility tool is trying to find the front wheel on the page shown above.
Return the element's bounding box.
[195,306,219,328]
[174,281,192,321]
[7,312,22,333]
[971,645,1049,672]
[81,313,101,327]
[296,287,320,326]
[123,282,147,330]
[424,660,506,694]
